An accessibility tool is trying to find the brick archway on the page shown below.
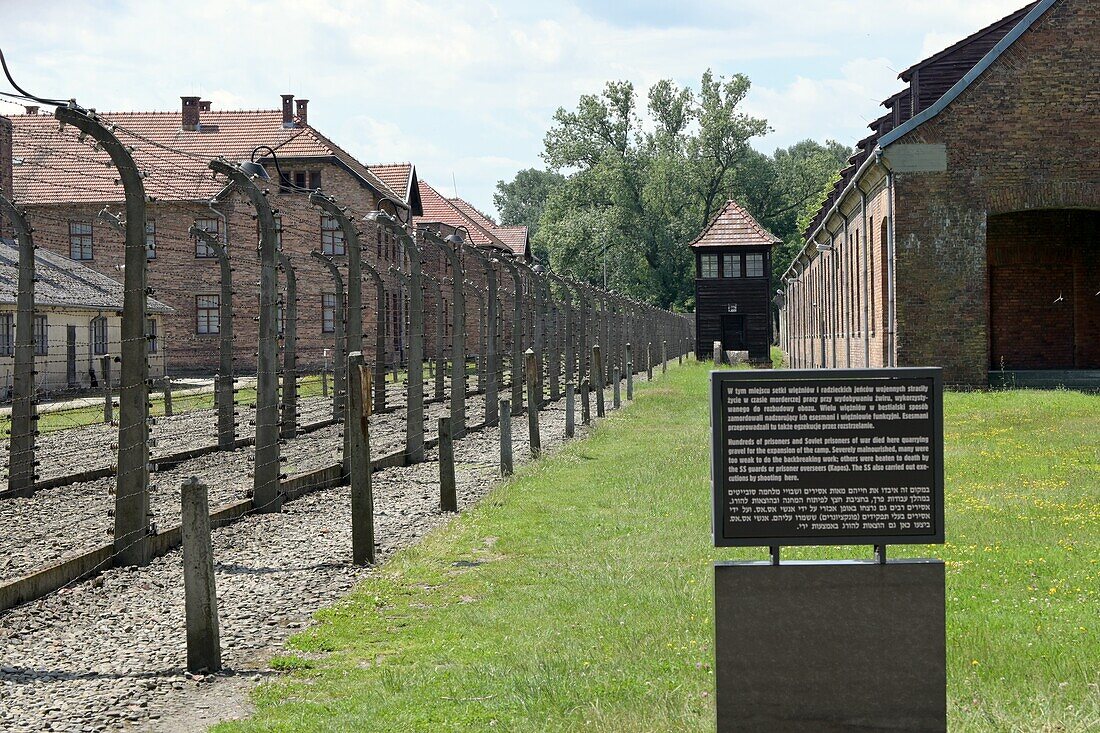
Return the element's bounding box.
[987,209,1100,370]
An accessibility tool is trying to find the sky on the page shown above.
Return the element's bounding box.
[0,0,1030,216]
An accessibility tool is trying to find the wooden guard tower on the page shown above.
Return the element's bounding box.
[689,200,779,363]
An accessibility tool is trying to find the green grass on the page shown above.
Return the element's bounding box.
[214,363,1099,732]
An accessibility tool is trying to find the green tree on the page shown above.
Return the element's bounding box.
[537,72,768,309]
[532,71,850,309]
[732,139,852,287]
[492,168,564,243]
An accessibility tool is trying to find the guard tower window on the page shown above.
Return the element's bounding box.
[746,253,764,278]
[722,253,741,278]
[701,254,718,278]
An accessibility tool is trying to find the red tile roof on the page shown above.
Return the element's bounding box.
[414,180,511,253]
[689,199,780,248]
[368,162,414,200]
[9,109,402,206]
[449,197,529,258]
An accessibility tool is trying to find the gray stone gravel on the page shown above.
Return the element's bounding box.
[0,371,651,731]
[0,383,492,583]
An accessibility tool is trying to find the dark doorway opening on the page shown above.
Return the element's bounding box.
[988,209,1099,369]
[722,314,746,352]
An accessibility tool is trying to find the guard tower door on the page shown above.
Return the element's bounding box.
[722,314,746,352]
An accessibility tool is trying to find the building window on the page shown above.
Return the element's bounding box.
[321,215,345,255]
[196,295,220,334]
[746,253,764,278]
[34,314,48,356]
[194,218,220,258]
[0,314,12,357]
[147,318,158,354]
[69,222,93,261]
[700,254,718,278]
[280,170,321,192]
[91,316,108,356]
[722,253,741,278]
[145,219,156,259]
[322,293,337,333]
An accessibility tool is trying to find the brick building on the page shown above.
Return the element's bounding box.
[777,0,1099,387]
[9,95,422,375]
[413,178,533,360]
[0,237,172,391]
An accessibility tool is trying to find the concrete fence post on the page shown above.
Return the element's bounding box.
[209,158,280,516]
[321,368,329,398]
[3,194,37,496]
[646,342,653,380]
[525,348,541,458]
[192,226,236,450]
[427,275,445,400]
[180,476,221,673]
[626,342,634,401]
[101,355,113,424]
[162,376,173,417]
[713,340,723,365]
[499,399,513,476]
[438,416,457,512]
[581,382,591,425]
[592,344,605,418]
[311,251,346,423]
[61,107,151,566]
[361,261,388,417]
[662,340,668,374]
[613,367,621,409]
[347,352,374,565]
[565,381,575,438]
[278,252,298,440]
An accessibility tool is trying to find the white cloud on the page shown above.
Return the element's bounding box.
[745,56,903,153]
[0,0,1031,213]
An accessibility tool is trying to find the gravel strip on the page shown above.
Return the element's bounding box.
[0,371,650,732]
[0,383,497,584]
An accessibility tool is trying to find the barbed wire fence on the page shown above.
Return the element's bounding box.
[0,91,694,612]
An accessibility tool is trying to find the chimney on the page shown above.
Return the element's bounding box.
[281,94,294,128]
[24,105,38,116]
[199,100,211,112]
[181,96,201,131]
[295,99,309,127]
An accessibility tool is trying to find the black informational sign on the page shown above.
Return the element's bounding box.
[711,369,944,547]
